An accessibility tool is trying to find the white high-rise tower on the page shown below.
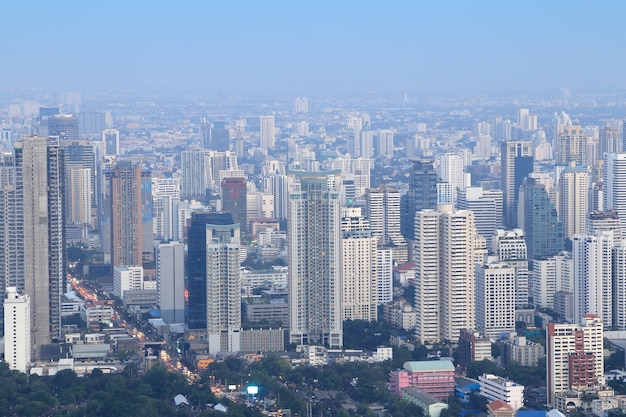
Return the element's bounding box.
[4,287,31,373]
[260,116,275,149]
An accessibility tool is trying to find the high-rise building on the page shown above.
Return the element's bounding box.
[102,128,120,156]
[365,185,405,246]
[403,160,438,240]
[556,125,588,166]
[572,233,613,327]
[180,148,213,200]
[377,248,393,305]
[45,114,79,140]
[600,127,622,156]
[414,205,477,343]
[546,315,604,407]
[492,229,529,307]
[360,129,375,159]
[457,187,503,238]
[221,177,247,235]
[15,136,66,358]
[559,163,590,240]
[205,218,241,354]
[4,287,31,373]
[294,97,308,114]
[106,161,153,267]
[520,177,564,260]
[475,262,516,338]
[613,242,626,330]
[0,153,21,331]
[587,210,622,237]
[377,129,394,158]
[532,253,572,309]
[209,121,230,152]
[263,173,290,220]
[152,177,181,241]
[603,152,626,237]
[288,171,342,348]
[437,153,465,194]
[501,141,533,228]
[341,216,378,322]
[260,116,275,149]
[157,242,185,324]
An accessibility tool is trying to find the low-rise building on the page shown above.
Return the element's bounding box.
[401,387,448,417]
[81,302,114,326]
[382,298,416,330]
[501,335,545,367]
[479,373,524,410]
[389,360,455,399]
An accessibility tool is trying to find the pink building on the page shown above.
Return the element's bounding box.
[389,360,456,399]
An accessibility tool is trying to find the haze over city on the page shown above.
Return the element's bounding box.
[1,1,625,95]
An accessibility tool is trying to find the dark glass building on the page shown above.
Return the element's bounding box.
[401,160,438,240]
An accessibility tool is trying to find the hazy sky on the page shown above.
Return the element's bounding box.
[1,1,624,95]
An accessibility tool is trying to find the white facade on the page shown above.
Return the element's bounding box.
[479,373,524,410]
[377,129,394,158]
[365,185,405,246]
[492,229,529,307]
[573,233,613,327]
[613,243,626,330]
[377,249,393,305]
[113,265,144,299]
[4,287,31,373]
[414,205,477,343]
[68,167,92,225]
[603,152,626,237]
[475,263,516,338]
[559,164,589,239]
[288,172,343,348]
[547,315,604,407]
[532,253,573,309]
[260,115,275,149]
[457,187,503,238]
[437,153,465,193]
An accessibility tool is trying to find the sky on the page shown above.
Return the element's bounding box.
[1,1,625,96]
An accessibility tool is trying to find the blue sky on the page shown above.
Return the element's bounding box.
[1,1,624,95]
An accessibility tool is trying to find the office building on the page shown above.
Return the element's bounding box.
[501,141,533,228]
[4,287,31,373]
[186,212,235,330]
[403,160,438,240]
[46,114,79,140]
[414,205,477,343]
[260,116,275,149]
[573,233,613,327]
[559,163,590,240]
[157,242,185,324]
[556,126,588,166]
[475,263,516,338]
[152,177,181,241]
[437,153,465,194]
[546,315,604,407]
[341,216,378,322]
[209,121,230,152]
[603,152,626,237]
[105,161,153,267]
[457,188,503,238]
[520,177,564,259]
[221,177,247,235]
[102,128,120,156]
[15,136,66,357]
[288,171,342,348]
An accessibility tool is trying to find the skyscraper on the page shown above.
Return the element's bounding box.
[475,262,516,338]
[377,129,394,158]
[365,185,405,246]
[210,121,230,152]
[221,177,247,235]
[599,126,622,156]
[288,171,342,348]
[603,152,626,237]
[457,187,503,239]
[157,242,185,324]
[180,148,213,200]
[492,229,529,307]
[341,215,378,322]
[558,163,590,240]
[45,114,79,140]
[260,116,275,149]
[572,233,613,327]
[414,205,477,343]
[556,125,588,166]
[501,141,533,228]
[15,136,66,358]
[520,177,563,260]
[106,161,153,267]
[437,153,465,194]
[403,159,438,240]
[186,212,234,330]
[205,218,241,354]
[102,128,120,156]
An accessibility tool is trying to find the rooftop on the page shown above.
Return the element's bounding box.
[404,360,455,373]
